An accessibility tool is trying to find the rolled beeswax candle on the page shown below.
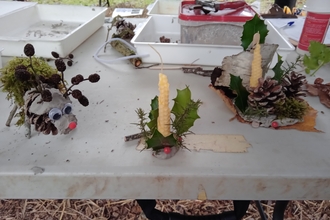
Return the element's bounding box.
[157,73,171,137]
[249,33,262,88]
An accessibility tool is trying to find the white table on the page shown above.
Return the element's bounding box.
[0,21,330,200]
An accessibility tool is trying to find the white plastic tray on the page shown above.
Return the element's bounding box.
[147,0,181,16]
[0,1,37,18]
[0,2,107,58]
[131,16,295,67]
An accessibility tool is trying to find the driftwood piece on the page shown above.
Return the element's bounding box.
[110,40,142,67]
[214,44,279,88]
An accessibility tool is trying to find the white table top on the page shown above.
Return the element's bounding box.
[0,20,330,200]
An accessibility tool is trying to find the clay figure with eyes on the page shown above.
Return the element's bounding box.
[24,87,77,138]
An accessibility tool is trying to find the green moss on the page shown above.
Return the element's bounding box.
[274,98,308,120]
[0,56,57,126]
[1,57,57,107]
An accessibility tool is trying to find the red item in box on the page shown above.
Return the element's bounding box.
[179,0,256,22]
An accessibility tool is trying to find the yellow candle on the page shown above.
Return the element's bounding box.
[249,33,263,88]
[157,73,171,137]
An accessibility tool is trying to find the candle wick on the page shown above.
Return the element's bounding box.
[149,44,163,73]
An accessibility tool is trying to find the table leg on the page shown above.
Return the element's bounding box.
[273,201,289,220]
[136,200,250,220]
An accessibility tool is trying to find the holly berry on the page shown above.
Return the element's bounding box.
[163,146,171,154]
[177,136,182,143]
[271,121,279,129]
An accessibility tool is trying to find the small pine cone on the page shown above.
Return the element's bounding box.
[24,43,35,57]
[71,74,84,85]
[55,59,66,72]
[15,64,27,71]
[248,77,286,113]
[67,60,73,66]
[41,89,52,102]
[282,71,307,98]
[88,73,100,83]
[39,75,47,83]
[15,69,31,81]
[51,51,60,58]
[68,54,74,59]
[78,95,89,106]
[72,89,82,99]
[50,74,61,85]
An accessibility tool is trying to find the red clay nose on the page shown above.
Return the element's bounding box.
[68,122,77,130]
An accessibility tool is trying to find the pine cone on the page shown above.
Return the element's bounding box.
[24,43,35,57]
[15,69,31,81]
[71,89,82,99]
[41,89,52,102]
[248,77,286,113]
[281,71,307,98]
[50,74,62,85]
[71,74,84,85]
[88,73,100,83]
[51,51,60,58]
[78,95,89,106]
[55,59,66,72]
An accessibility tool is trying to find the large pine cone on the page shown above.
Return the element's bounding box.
[248,77,286,113]
[25,92,58,135]
[281,71,307,98]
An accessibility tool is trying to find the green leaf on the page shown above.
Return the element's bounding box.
[229,74,249,113]
[303,41,330,76]
[171,87,192,115]
[147,96,158,130]
[171,87,201,136]
[241,14,269,51]
[272,53,284,81]
[145,129,177,150]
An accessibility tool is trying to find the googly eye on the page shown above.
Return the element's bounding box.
[48,108,62,120]
[63,103,72,114]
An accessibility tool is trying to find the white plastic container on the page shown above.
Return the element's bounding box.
[297,0,330,54]
[0,48,3,69]
[131,16,295,66]
[147,0,181,16]
[0,2,107,58]
[178,0,256,45]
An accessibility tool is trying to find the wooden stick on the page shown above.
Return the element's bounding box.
[6,104,18,127]
[124,133,143,142]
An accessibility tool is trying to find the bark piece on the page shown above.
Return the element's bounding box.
[214,44,279,88]
[209,85,320,132]
[110,40,142,67]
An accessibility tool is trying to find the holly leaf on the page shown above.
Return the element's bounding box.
[272,53,284,81]
[145,129,177,150]
[229,74,249,113]
[147,96,158,130]
[171,87,192,115]
[171,87,201,136]
[303,41,330,76]
[241,14,269,51]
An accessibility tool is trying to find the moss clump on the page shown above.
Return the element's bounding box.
[0,57,57,126]
[274,98,308,120]
[0,56,57,107]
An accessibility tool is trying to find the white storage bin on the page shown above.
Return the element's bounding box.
[0,2,107,58]
[131,16,295,67]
